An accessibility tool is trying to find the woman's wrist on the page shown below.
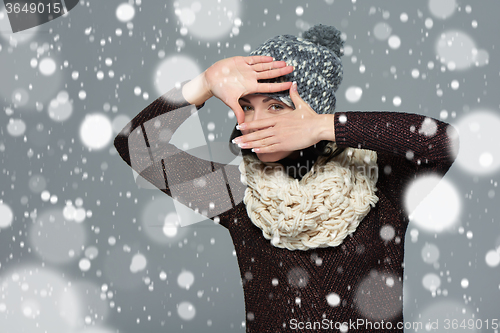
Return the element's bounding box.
[316,114,336,142]
[182,71,214,106]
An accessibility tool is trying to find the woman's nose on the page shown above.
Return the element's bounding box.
[252,108,266,121]
[248,108,272,133]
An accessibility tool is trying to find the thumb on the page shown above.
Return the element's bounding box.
[288,81,302,108]
[228,101,245,126]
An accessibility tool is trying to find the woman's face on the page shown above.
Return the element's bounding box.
[239,94,299,162]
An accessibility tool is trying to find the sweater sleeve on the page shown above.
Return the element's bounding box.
[113,81,246,228]
[333,111,459,216]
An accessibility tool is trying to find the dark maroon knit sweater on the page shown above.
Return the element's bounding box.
[114,83,458,332]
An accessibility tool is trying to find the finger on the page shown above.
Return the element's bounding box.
[255,81,293,93]
[252,143,281,154]
[240,117,276,133]
[251,136,278,149]
[228,102,245,126]
[239,131,278,149]
[251,61,288,72]
[289,81,312,112]
[244,127,275,142]
[245,55,274,65]
[255,66,294,80]
[234,108,245,126]
[288,81,301,102]
[221,96,245,125]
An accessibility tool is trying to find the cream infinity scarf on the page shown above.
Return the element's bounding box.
[238,143,379,251]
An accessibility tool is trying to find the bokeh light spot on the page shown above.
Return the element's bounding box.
[388,35,401,49]
[177,270,195,290]
[80,113,113,150]
[130,253,147,273]
[421,243,440,264]
[0,202,14,228]
[177,301,196,320]
[419,301,477,332]
[287,267,309,288]
[404,175,460,232]
[48,93,73,122]
[380,225,395,241]
[429,0,457,19]
[141,198,187,244]
[173,0,240,41]
[345,86,363,103]
[28,174,47,193]
[116,3,135,22]
[436,30,487,70]
[485,250,500,267]
[79,258,91,272]
[354,270,403,320]
[454,111,500,174]
[112,115,131,134]
[154,55,201,98]
[7,119,26,137]
[0,265,82,332]
[326,292,341,307]
[422,273,441,291]
[29,208,87,264]
[373,22,392,40]
[39,58,56,76]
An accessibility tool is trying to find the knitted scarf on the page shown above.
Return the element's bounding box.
[238,143,379,251]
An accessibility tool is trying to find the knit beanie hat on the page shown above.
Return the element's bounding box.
[249,24,344,114]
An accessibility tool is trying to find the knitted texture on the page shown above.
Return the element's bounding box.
[239,143,379,250]
[250,24,343,113]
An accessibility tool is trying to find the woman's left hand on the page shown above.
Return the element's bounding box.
[234,82,332,153]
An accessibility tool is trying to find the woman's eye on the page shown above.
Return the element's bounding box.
[241,105,253,111]
[270,104,284,111]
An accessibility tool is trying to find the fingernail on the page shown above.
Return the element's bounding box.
[239,123,247,130]
[236,124,241,130]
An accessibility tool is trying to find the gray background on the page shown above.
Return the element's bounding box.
[0,0,499,332]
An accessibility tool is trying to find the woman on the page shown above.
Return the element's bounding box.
[114,25,458,332]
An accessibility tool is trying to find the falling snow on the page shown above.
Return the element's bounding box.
[0,0,498,332]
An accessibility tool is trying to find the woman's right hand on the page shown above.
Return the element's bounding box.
[203,56,294,125]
